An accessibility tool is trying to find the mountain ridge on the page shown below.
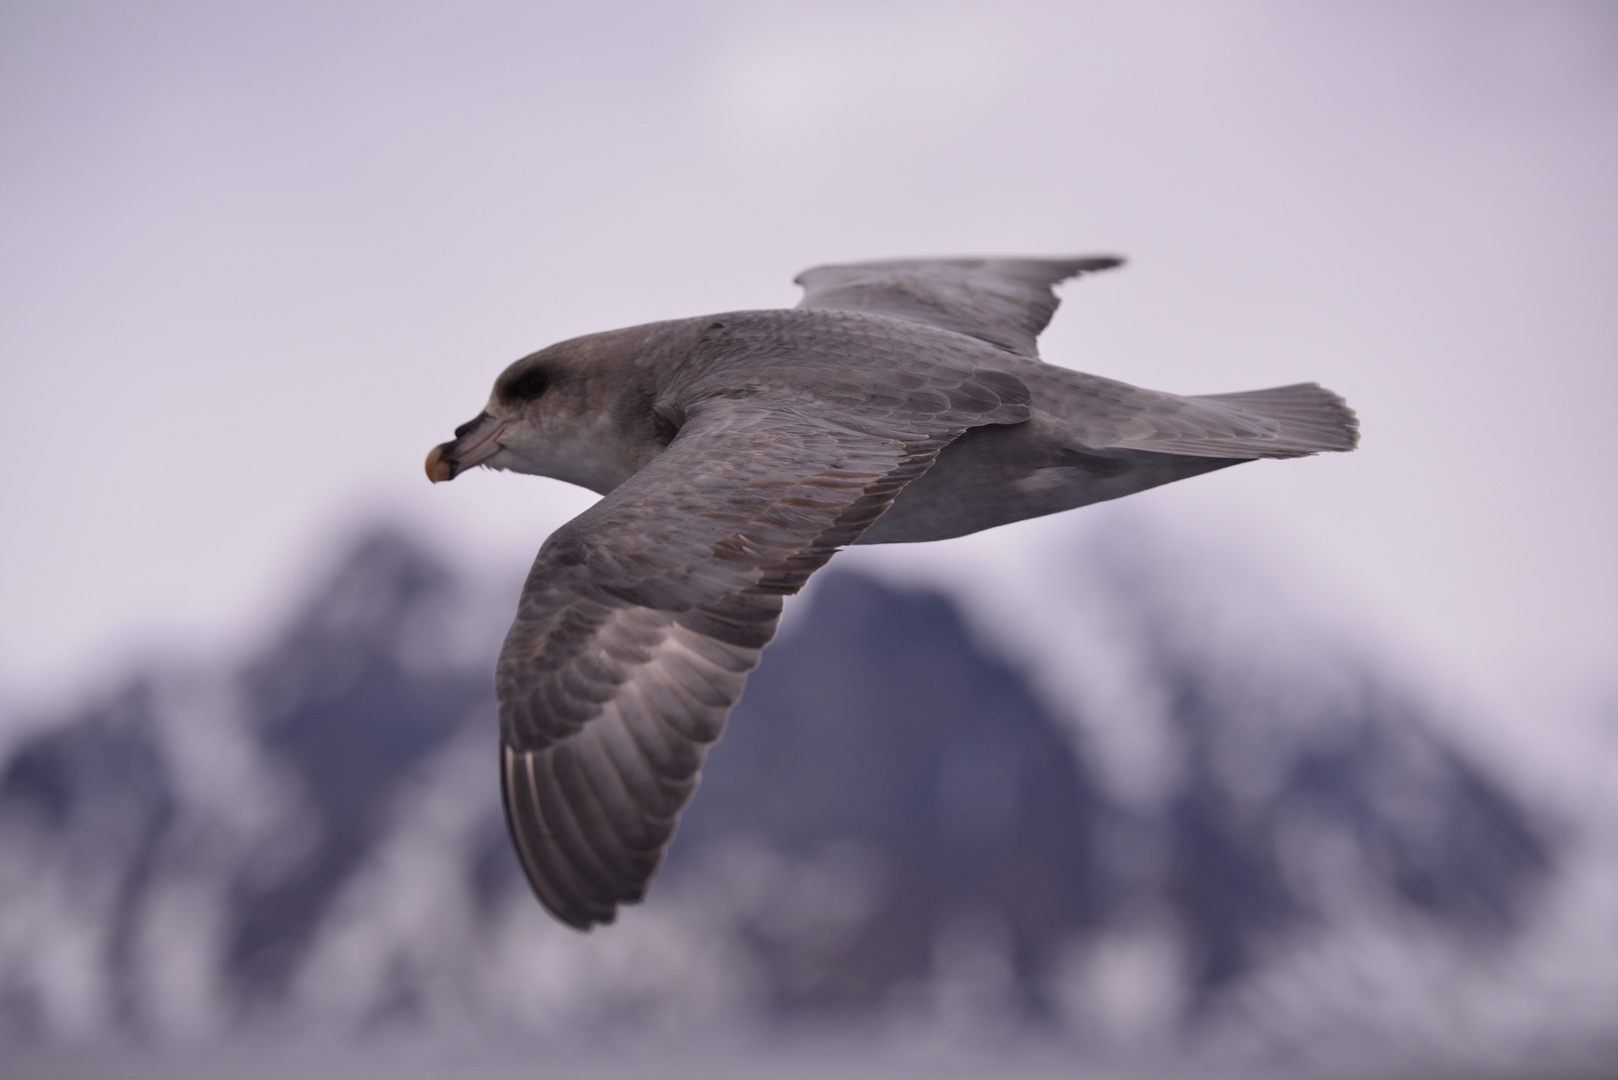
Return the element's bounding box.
[0,523,1589,1069]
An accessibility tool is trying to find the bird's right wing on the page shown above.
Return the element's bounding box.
[794,255,1123,357]
[497,369,1029,929]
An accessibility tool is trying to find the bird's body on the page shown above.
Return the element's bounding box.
[426,257,1357,929]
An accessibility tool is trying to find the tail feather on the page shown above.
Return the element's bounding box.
[1188,382,1359,458]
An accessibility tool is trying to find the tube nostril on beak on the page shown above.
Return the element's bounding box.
[455,411,493,439]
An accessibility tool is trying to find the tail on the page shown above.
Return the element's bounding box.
[1185,382,1359,458]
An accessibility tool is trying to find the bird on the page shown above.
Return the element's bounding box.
[424,256,1357,930]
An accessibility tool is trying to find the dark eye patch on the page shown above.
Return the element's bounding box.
[505,367,549,401]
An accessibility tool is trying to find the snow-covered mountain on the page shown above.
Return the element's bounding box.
[1,526,1612,1072]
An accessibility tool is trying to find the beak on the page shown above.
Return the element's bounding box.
[425,411,508,483]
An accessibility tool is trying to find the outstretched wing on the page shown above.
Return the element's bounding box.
[498,374,1029,929]
[794,255,1123,358]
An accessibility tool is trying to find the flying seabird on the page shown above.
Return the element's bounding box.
[425,256,1358,929]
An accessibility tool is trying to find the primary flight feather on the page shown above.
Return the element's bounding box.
[424,256,1357,929]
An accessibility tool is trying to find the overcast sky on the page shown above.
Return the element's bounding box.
[2,1,1615,741]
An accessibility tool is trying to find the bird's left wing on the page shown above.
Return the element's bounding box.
[497,373,1028,929]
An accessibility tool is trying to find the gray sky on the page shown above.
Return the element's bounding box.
[2,1,1615,738]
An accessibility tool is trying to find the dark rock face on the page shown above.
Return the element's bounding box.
[1157,673,1549,1001]
[674,573,1109,1016]
[1102,564,1554,1006]
[0,684,175,1030]
[227,533,495,1004]
[0,526,1556,1039]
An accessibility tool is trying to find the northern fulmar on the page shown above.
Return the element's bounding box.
[425,256,1358,929]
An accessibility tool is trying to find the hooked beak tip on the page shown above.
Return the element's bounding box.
[426,412,507,484]
[425,443,454,483]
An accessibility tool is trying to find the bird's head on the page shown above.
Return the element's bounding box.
[425,328,681,495]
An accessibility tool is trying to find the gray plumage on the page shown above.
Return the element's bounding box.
[424,256,1358,929]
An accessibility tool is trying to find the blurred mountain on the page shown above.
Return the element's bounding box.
[0,525,1595,1064]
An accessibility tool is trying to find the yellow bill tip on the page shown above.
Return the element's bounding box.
[425,443,453,483]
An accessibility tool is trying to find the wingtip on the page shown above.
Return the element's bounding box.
[794,253,1129,288]
[502,742,625,931]
[1069,255,1126,274]
[553,904,613,933]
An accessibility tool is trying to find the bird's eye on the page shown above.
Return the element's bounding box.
[506,367,549,401]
